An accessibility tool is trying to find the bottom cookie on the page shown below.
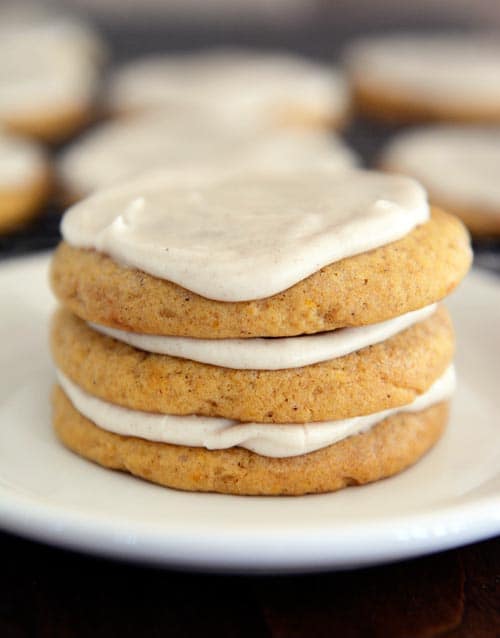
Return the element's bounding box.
[52,386,449,496]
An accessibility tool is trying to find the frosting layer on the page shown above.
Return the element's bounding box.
[61,169,429,302]
[59,110,357,195]
[382,126,500,215]
[57,366,455,458]
[91,304,436,370]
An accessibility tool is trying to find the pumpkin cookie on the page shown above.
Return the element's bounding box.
[51,208,470,338]
[0,13,106,142]
[0,131,51,232]
[51,306,454,423]
[53,385,449,496]
[108,48,350,131]
[345,34,500,124]
[381,126,500,237]
[59,110,357,199]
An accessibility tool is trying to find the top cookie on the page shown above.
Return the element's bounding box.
[345,33,500,124]
[107,48,349,130]
[51,169,471,337]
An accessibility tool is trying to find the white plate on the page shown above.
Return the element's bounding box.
[0,253,499,574]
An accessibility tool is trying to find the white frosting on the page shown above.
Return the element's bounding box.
[61,169,429,302]
[0,16,105,117]
[59,110,357,195]
[91,304,436,370]
[57,366,455,458]
[346,34,500,107]
[108,49,349,125]
[0,130,46,187]
[382,126,500,215]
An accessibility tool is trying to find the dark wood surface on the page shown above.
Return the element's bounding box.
[0,530,498,637]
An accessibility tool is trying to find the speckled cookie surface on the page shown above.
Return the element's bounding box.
[0,170,51,232]
[50,209,471,338]
[52,386,449,496]
[51,306,454,423]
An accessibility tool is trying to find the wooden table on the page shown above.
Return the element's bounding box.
[0,530,498,637]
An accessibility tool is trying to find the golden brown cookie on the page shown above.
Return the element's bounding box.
[51,306,454,423]
[50,209,471,338]
[352,82,500,125]
[52,385,449,496]
[379,127,500,238]
[0,169,52,232]
[5,104,94,144]
[434,202,500,238]
[386,180,500,238]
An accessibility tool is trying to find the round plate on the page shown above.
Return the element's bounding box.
[0,254,499,573]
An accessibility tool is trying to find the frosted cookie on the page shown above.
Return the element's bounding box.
[50,168,470,495]
[53,386,450,496]
[51,205,470,338]
[345,34,500,124]
[107,49,350,130]
[51,305,453,423]
[59,110,357,198]
[0,12,106,142]
[0,130,51,231]
[381,126,500,237]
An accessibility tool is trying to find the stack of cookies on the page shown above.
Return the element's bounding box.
[50,169,471,495]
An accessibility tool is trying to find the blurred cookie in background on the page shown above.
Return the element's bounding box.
[58,109,358,200]
[0,130,51,233]
[344,33,500,124]
[0,3,107,143]
[380,125,500,237]
[107,48,350,131]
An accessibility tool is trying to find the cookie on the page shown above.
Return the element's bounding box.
[59,110,357,199]
[345,34,500,124]
[0,131,51,232]
[51,207,470,338]
[108,48,350,131]
[51,305,454,423]
[381,126,500,237]
[53,385,449,496]
[0,13,106,142]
